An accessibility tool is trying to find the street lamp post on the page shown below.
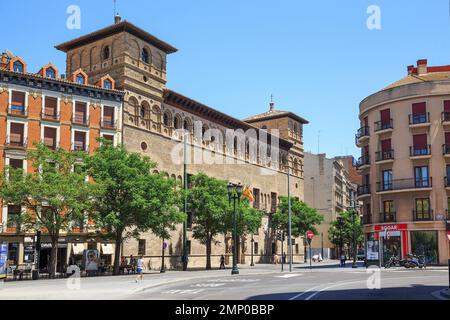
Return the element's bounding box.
[250,235,255,267]
[182,130,188,271]
[227,182,243,275]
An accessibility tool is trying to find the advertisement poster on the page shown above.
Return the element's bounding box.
[84,249,99,271]
[366,240,379,260]
[0,242,8,280]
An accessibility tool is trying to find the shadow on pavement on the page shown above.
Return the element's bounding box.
[294,261,366,270]
[246,284,447,300]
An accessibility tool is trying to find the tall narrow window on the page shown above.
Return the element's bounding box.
[103,46,110,60]
[381,139,392,160]
[382,170,393,191]
[412,134,428,155]
[415,198,431,220]
[102,106,115,128]
[43,97,58,120]
[444,101,450,121]
[411,102,427,124]
[76,74,85,85]
[414,166,429,188]
[380,109,391,129]
[103,79,112,89]
[142,48,150,64]
[9,123,25,147]
[73,131,86,151]
[74,102,87,125]
[43,127,57,150]
[45,68,56,79]
[10,91,26,114]
[13,61,24,73]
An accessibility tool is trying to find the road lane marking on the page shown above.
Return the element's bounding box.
[276,274,301,278]
[288,285,323,300]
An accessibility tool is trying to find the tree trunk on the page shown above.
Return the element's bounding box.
[206,237,212,270]
[113,231,122,275]
[49,235,59,279]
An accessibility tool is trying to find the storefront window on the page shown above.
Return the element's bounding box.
[8,243,19,266]
[410,231,438,264]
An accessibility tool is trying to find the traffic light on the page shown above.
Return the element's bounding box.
[277,231,285,242]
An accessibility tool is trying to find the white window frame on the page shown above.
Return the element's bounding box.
[6,118,28,145]
[71,127,90,151]
[42,94,61,118]
[72,98,91,124]
[8,88,29,114]
[100,132,117,146]
[41,123,61,149]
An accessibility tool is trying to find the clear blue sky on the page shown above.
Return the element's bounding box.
[2,0,450,157]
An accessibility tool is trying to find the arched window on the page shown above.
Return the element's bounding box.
[142,48,150,64]
[163,112,170,126]
[13,61,24,73]
[174,116,182,129]
[103,46,110,60]
[103,79,112,89]
[46,68,56,78]
[76,74,85,84]
[183,119,190,131]
[140,106,146,118]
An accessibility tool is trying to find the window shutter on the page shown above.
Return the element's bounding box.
[444,101,450,113]
[381,139,391,152]
[380,109,390,123]
[11,91,25,106]
[413,134,427,148]
[412,102,426,115]
[446,132,450,145]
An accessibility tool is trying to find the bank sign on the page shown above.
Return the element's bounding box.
[375,224,407,239]
[0,242,7,280]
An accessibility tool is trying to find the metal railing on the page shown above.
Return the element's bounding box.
[413,209,434,221]
[374,119,393,132]
[442,112,450,122]
[100,119,118,130]
[380,212,396,223]
[443,144,450,155]
[376,177,432,192]
[72,114,90,126]
[41,111,60,121]
[409,112,430,125]
[8,105,27,117]
[375,149,394,162]
[355,155,370,168]
[5,136,27,148]
[357,184,370,196]
[355,126,370,143]
[410,144,431,157]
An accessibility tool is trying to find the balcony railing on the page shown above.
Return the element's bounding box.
[375,149,394,162]
[355,126,370,143]
[5,136,27,148]
[101,119,118,130]
[413,209,434,221]
[357,184,370,196]
[442,112,450,122]
[380,212,396,223]
[409,112,430,125]
[374,119,393,132]
[362,214,372,225]
[72,114,90,126]
[443,144,450,155]
[8,105,28,117]
[71,143,89,152]
[355,155,370,168]
[445,177,450,187]
[376,177,432,192]
[410,144,431,157]
[41,111,60,121]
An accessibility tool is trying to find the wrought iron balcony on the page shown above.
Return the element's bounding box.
[374,119,393,132]
[355,126,370,144]
[445,176,450,187]
[355,155,370,168]
[443,144,450,155]
[377,177,432,192]
[409,112,430,125]
[357,184,370,196]
[100,119,118,130]
[380,212,396,223]
[413,209,434,221]
[410,144,431,157]
[375,149,394,162]
[442,112,450,122]
[8,105,28,117]
[72,114,90,126]
[41,111,60,121]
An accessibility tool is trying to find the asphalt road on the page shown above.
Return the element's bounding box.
[1,261,448,300]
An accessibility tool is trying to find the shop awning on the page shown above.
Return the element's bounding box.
[72,243,85,255]
[101,244,114,255]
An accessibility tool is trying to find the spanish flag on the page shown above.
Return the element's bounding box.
[242,186,254,202]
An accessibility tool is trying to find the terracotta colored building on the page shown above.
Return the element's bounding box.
[0,51,123,272]
[356,59,450,265]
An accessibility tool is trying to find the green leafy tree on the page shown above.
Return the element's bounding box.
[272,197,324,237]
[86,139,183,275]
[186,173,228,270]
[0,144,95,278]
[328,211,364,258]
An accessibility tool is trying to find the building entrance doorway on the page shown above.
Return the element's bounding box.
[381,235,401,264]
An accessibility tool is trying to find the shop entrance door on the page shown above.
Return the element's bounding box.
[381,236,402,264]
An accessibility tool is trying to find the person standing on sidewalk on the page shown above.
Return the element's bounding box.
[219,255,226,269]
[340,253,346,267]
[135,255,146,283]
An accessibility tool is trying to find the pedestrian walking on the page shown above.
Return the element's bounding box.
[219,255,225,269]
[273,254,279,265]
[340,253,346,267]
[135,255,146,283]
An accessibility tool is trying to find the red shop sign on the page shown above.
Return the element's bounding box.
[374,224,407,232]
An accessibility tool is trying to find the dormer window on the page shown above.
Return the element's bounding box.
[13,61,24,73]
[46,68,56,79]
[103,79,112,89]
[142,48,150,64]
[103,46,110,60]
[76,74,85,85]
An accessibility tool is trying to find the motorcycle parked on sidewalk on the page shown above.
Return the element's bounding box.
[404,254,426,269]
[384,255,401,268]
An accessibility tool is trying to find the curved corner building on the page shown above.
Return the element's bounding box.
[356,59,450,265]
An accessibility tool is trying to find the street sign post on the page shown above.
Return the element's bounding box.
[306,231,313,270]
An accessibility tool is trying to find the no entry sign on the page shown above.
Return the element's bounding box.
[306,231,314,239]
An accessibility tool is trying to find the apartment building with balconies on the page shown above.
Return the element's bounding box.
[356,59,450,265]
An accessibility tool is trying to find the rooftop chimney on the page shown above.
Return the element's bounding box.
[114,14,122,24]
[417,59,428,75]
